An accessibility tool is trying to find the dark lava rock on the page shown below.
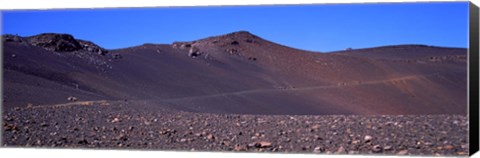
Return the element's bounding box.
[2,34,24,43]
[231,41,239,45]
[78,40,109,55]
[10,33,110,54]
[26,33,83,52]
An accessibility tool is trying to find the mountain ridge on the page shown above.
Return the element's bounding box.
[2,31,466,53]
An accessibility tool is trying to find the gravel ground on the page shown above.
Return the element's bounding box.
[2,100,469,156]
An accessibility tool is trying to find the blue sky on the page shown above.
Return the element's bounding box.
[2,2,469,52]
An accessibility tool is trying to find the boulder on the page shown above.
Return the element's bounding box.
[188,47,201,57]
[231,41,239,45]
[67,96,78,102]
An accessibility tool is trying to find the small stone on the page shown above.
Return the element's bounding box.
[285,138,291,142]
[383,145,392,151]
[247,142,257,148]
[207,134,215,140]
[311,124,321,129]
[40,122,48,127]
[364,135,373,142]
[116,133,127,141]
[444,145,454,150]
[457,151,468,155]
[313,146,324,153]
[111,118,120,123]
[255,141,272,148]
[67,96,78,102]
[221,141,230,146]
[335,146,346,154]
[397,150,408,155]
[372,145,382,153]
[233,144,247,151]
[179,138,187,142]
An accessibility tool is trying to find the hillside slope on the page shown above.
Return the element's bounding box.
[2,32,468,114]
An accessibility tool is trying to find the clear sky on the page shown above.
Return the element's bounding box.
[1,2,469,52]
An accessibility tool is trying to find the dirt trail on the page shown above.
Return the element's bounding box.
[160,73,440,103]
[31,73,439,109]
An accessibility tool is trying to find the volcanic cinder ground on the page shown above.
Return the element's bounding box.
[1,31,469,156]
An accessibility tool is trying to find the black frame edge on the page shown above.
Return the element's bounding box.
[469,1,480,156]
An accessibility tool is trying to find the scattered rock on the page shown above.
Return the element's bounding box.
[116,133,128,141]
[335,146,346,154]
[383,145,392,151]
[457,152,468,155]
[397,150,408,155]
[188,47,201,58]
[254,141,272,148]
[226,48,238,55]
[40,122,48,127]
[364,135,373,142]
[1,105,469,156]
[111,118,121,123]
[207,134,215,140]
[313,146,324,153]
[443,145,454,150]
[67,96,78,102]
[179,138,188,143]
[233,144,247,151]
[372,145,382,153]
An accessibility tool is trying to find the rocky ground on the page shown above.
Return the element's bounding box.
[2,100,469,156]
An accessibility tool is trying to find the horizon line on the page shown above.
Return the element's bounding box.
[2,31,469,53]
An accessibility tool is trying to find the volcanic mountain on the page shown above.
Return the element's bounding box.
[2,31,467,115]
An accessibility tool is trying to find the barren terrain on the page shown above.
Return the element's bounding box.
[1,31,469,155]
[3,101,469,156]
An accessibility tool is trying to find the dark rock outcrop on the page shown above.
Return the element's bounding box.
[26,33,83,52]
[2,34,24,43]
[78,40,109,55]
[2,33,109,54]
